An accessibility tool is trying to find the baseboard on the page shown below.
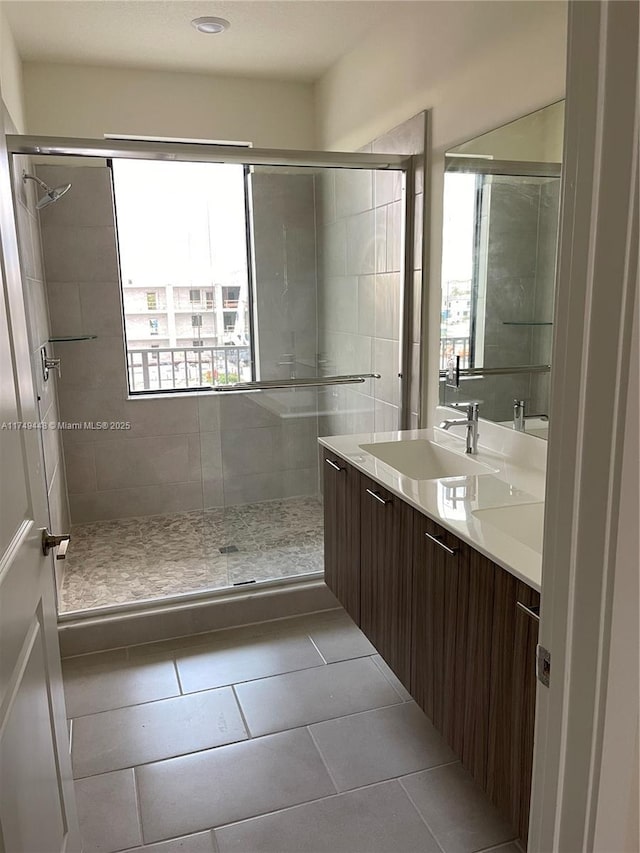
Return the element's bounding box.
[58,578,339,658]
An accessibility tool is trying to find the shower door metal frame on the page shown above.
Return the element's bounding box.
[9,134,416,428]
[8,134,418,622]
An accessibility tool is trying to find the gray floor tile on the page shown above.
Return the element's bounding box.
[72,688,248,778]
[75,769,141,853]
[119,832,216,852]
[215,780,442,853]
[309,702,457,791]
[136,728,336,843]
[234,657,402,737]
[303,610,377,662]
[175,626,324,693]
[371,653,413,700]
[400,763,517,853]
[63,654,180,718]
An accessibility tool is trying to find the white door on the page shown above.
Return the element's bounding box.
[0,114,80,850]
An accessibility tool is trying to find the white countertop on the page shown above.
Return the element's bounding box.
[319,421,546,592]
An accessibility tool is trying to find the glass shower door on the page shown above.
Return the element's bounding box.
[207,162,406,588]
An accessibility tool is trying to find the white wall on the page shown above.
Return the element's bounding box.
[315,1,567,153]
[0,8,25,132]
[23,62,316,148]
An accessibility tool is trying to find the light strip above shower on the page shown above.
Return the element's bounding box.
[212,374,381,392]
[7,135,411,171]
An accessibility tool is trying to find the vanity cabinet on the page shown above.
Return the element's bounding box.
[322,454,361,622]
[360,474,414,688]
[322,454,540,847]
[410,513,495,788]
[487,571,541,841]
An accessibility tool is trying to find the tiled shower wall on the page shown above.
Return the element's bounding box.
[441,176,560,423]
[11,154,70,587]
[316,111,427,436]
[37,164,320,522]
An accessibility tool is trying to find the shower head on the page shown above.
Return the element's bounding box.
[22,171,72,209]
[36,182,72,209]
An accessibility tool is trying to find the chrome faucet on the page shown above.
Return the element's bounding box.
[439,402,481,455]
[513,399,549,432]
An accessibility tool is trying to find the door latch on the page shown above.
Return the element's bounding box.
[42,529,71,560]
[536,644,551,687]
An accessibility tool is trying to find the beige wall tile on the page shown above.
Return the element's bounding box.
[41,225,118,283]
[69,482,203,523]
[93,434,199,491]
[64,443,97,495]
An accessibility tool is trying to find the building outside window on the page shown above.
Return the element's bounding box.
[112,159,253,392]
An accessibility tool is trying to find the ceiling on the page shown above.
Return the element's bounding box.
[2,0,415,82]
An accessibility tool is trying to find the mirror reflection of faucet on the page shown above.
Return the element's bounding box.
[513,399,549,432]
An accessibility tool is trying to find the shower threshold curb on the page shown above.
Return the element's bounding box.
[58,574,338,658]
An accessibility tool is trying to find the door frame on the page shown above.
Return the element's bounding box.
[529,1,639,850]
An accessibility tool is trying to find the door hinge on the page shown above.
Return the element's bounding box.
[536,644,551,687]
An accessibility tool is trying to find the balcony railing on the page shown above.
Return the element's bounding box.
[440,336,471,370]
[127,345,251,392]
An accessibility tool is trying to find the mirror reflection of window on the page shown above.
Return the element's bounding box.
[441,172,476,370]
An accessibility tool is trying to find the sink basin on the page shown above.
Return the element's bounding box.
[472,503,545,552]
[358,439,497,480]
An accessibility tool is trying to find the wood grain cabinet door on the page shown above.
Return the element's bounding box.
[487,568,540,845]
[410,512,467,752]
[322,456,361,624]
[359,474,414,689]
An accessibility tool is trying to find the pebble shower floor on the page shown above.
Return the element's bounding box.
[59,496,324,612]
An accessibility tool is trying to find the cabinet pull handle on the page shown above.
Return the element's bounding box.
[516,601,541,622]
[325,459,344,471]
[424,531,457,556]
[366,488,391,505]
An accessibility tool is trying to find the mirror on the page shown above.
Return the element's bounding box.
[439,101,564,440]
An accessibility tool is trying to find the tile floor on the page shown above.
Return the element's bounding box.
[65,608,523,853]
[59,496,324,613]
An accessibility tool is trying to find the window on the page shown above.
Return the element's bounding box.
[112,158,253,393]
[222,286,240,309]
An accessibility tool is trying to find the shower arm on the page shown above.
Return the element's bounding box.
[22,171,51,192]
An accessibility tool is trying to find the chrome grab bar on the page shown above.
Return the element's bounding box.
[213,373,381,392]
[439,364,550,379]
[424,531,458,556]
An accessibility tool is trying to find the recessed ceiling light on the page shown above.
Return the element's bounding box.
[191,16,230,35]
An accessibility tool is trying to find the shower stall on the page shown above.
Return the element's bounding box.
[9,134,419,617]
